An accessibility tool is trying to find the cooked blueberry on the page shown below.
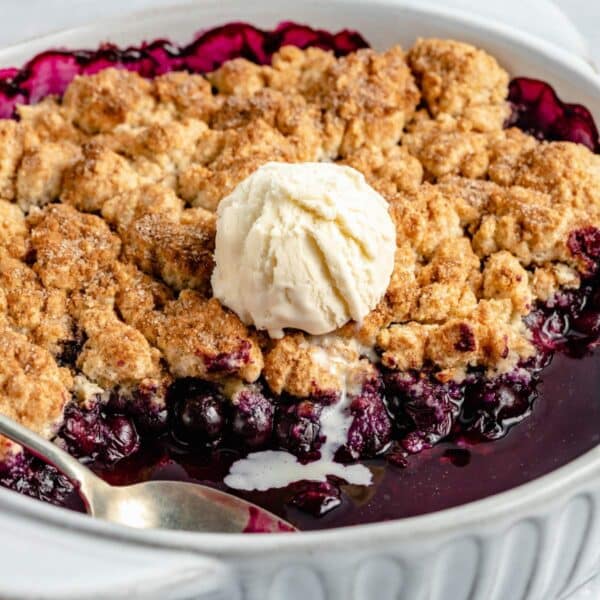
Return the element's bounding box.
[179,396,225,441]
[526,308,569,351]
[568,227,600,274]
[109,382,169,435]
[231,386,274,448]
[508,78,599,152]
[385,371,464,449]
[57,402,139,464]
[103,415,140,462]
[541,312,570,343]
[343,379,392,460]
[461,372,537,441]
[275,400,324,459]
[0,454,76,507]
[170,379,227,445]
[59,402,105,457]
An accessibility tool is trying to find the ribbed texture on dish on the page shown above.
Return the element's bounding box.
[235,487,600,600]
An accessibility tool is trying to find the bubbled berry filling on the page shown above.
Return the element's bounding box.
[385,372,464,454]
[57,402,140,464]
[0,453,80,508]
[0,22,368,118]
[508,78,600,153]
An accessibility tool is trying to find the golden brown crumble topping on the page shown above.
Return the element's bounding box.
[407,38,510,129]
[28,203,121,292]
[76,308,165,391]
[1,38,600,453]
[154,293,263,383]
[0,120,22,201]
[62,68,156,134]
[264,334,376,397]
[0,326,72,456]
[0,200,28,259]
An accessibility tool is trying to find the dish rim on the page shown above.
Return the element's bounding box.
[0,0,599,550]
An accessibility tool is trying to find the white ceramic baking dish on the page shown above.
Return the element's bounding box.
[0,1,599,599]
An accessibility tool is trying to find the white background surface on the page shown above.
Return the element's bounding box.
[0,1,598,598]
[555,0,600,66]
[0,0,596,65]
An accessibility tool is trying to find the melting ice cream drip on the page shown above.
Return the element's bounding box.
[224,341,373,491]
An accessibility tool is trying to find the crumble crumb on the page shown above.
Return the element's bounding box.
[154,71,217,121]
[0,120,23,201]
[208,58,268,97]
[76,309,164,390]
[264,333,376,397]
[101,183,184,232]
[122,212,215,294]
[156,293,263,383]
[18,97,83,146]
[16,141,81,210]
[61,143,140,212]
[28,203,121,292]
[482,251,533,314]
[62,68,156,134]
[0,200,28,259]
[317,46,420,156]
[0,250,74,356]
[407,38,510,129]
[341,145,423,197]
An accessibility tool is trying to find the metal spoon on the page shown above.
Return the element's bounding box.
[0,413,296,533]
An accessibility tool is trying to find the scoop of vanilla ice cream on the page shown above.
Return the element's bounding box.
[211,162,396,338]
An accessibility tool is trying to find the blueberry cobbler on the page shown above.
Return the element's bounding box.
[0,23,599,530]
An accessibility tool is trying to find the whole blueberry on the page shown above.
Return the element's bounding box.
[103,415,140,462]
[59,402,105,458]
[385,371,464,447]
[275,400,323,459]
[461,372,537,441]
[170,379,227,445]
[57,402,140,464]
[344,379,392,460]
[231,386,274,448]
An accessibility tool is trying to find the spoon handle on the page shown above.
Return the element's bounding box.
[0,413,106,499]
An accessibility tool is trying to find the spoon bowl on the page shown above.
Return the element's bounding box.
[88,479,295,533]
[0,414,296,533]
